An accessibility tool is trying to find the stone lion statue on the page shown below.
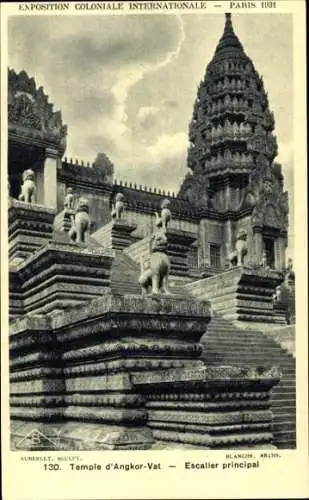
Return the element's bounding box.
[18,169,36,203]
[111,192,125,221]
[227,230,248,267]
[155,198,172,230]
[139,229,170,295]
[69,197,91,244]
[64,187,74,209]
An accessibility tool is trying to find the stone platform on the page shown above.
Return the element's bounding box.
[10,294,210,450]
[10,293,281,450]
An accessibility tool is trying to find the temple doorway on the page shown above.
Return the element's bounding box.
[8,140,44,200]
[263,237,275,269]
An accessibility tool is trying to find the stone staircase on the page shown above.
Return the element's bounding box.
[262,325,295,357]
[201,313,296,449]
[82,232,296,449]
[110,251,141,295]
[123,234,151,266]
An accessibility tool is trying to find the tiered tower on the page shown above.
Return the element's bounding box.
[179,13,289,271]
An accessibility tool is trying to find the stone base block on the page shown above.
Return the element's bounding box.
[9,200,55,262]
[53,208,75,233]
[92,220,137,250]
[186,267,284,324]
[166,228,197,276]
[9,242,114,316]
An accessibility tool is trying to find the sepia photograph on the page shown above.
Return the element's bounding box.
[6,8,298,452]
[1,2,308,499]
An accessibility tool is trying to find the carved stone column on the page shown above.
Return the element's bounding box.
[253,227,263,266]
[198,219,210,267]
[224,219,233,268]
[277,233,287,271]
[44,148,59,209]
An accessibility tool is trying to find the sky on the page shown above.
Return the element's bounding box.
[8,13,294,253]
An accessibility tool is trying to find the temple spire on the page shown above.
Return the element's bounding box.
[215,12,244,55]
[180,13,279,206]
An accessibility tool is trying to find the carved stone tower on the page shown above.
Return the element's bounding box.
[179,13,289,271]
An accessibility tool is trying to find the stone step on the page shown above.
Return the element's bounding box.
[203,350,294,361]
[272,368,296,374]
[203,357,294,367]
[203,348,292,360]
[273,385,295,391]
[272,410,296,418]
[205,333,293,348]
[272,412,296,420]
[204,333,291,344]
[202,348,294,359]
[203,361,294,371]
[201,346,295,358]
[274,428,296,437]
[275,383,296,389]
[273,392,296,399]
[276,378,296,385]
[111,283,140,291]
[273,421,296,432]
[271,404,296,412]
[273,420,296,428]
[271,399,296,406]
[202,347,294,358]
[272,389,296,397]
[203,341,286,352]
[206,333,289,343]
[276,434,297,442]
[276,441,296,449]
[274,386,296,393]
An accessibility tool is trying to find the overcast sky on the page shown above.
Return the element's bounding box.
[8,13,294,253]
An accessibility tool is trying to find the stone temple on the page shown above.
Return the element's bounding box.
[8,14,296,450]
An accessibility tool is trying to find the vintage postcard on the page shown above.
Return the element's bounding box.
[1,0,308,499]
